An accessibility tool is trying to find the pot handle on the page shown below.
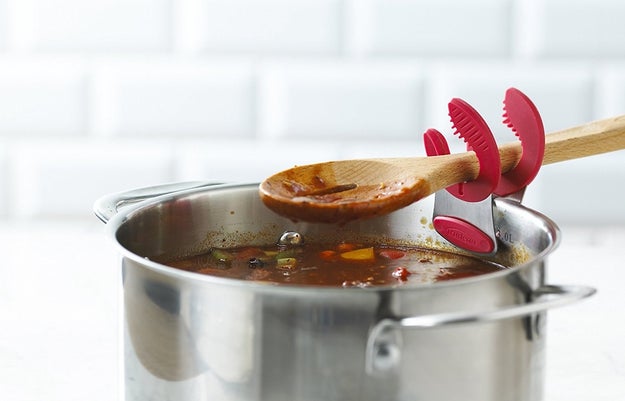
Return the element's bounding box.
[366,284,595,374]
[94,181,224,223]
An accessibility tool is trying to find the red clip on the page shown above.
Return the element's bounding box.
[423,99,501,254]
[494,88,545,197]
[424,98,501,202]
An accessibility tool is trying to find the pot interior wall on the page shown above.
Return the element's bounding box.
[114,183,557,271]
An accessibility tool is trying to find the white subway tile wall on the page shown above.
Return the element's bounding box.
[91,58,256,137]
[0,147,6,218]
[198,0,343,55]
[258,61,424,139]
[351,0,512,57]
[8,140,175,219]
[27,0,173,52]
[0,0,624,224]
[0,57,88,136]
[0,1,6,51]
[536,0,625,58]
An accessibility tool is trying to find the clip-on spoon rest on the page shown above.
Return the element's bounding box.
[423,88,545,254]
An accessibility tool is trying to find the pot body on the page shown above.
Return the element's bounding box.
[98,183,591,401]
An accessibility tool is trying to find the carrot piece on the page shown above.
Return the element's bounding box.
[340,247,375,261]
[379,249,406,260]
[319,250,337,261]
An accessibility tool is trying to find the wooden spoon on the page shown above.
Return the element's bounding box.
[259,115,625,223]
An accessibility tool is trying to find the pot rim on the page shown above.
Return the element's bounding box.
[100,182,561,295]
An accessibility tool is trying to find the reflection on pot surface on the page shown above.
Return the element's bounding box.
[96,183,595,401]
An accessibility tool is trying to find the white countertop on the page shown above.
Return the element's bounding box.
[1,221,624,401]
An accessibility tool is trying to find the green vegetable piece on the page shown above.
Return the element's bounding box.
[276,257,297,270]
[211,248,233,263]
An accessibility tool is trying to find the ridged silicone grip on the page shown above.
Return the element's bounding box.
[494,88,545,196]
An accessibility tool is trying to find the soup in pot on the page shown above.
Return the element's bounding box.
[160,231,505,287]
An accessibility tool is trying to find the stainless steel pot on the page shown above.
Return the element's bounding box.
[95,182,594,401]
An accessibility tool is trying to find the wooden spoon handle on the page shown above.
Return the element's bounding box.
[498,114,625,173]
[543,114,625,164]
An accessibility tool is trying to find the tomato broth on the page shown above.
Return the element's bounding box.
[161,231,505,287]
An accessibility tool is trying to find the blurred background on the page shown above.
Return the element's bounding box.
[0,0,623,224]
[1,1,625,401]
